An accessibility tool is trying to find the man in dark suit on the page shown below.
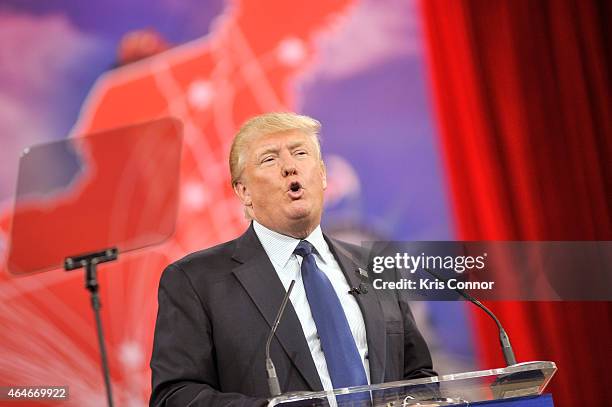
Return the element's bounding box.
[150,113,435,406]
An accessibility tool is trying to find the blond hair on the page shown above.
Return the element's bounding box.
[229,112,322,185]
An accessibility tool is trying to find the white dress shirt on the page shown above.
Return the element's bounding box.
[253,220,370,394]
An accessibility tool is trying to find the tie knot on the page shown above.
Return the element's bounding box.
[294,240,314,257]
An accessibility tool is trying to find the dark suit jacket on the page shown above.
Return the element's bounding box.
[150,224,435,406]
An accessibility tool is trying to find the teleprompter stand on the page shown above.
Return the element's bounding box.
[6,118,183,406]
[64,248,119,407]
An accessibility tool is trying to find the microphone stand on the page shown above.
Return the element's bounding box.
[265,280,296,397]
[422,268,517,366]
[64,247,118,407]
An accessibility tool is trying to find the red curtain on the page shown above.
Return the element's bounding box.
[420,0,611,405]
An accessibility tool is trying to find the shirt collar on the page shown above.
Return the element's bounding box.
[253,220,329,269]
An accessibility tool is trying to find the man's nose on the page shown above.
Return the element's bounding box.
[281,160,298,177]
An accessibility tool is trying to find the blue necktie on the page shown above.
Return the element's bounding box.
[294,240,369,404]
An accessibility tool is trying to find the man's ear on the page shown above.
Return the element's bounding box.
[233,181,252,206]
[320,161,327,190]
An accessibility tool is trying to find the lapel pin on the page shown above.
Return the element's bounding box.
[356,267,369,279]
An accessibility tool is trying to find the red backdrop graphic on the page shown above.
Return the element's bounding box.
[0,1,356,405]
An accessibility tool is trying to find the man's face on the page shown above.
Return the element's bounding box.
[233,130,327,238]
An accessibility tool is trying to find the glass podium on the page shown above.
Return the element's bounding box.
[268,361,556,406]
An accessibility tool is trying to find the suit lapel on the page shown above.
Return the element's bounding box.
[231,225,323,391]
[326,237,387,384]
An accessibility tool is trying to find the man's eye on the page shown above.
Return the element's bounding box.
[261,156,275,163]
[295,150,308,156]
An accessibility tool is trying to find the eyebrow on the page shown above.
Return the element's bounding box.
[256,141,307,158]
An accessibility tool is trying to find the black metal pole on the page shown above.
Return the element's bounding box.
[66,249,117,407]
[85,260,115,407]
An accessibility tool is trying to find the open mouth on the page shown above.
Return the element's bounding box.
[289,182,301,192]
[287,181,303,199]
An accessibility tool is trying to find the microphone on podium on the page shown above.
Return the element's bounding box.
[265,280,296,397]
[422,268,517,366]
